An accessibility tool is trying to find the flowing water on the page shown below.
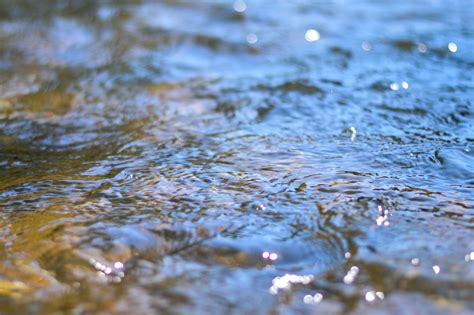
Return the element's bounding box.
[0,0,473,314]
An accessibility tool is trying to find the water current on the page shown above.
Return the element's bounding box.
[0,0,473,314]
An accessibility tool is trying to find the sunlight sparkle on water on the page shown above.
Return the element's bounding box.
[233,0,247,13]
[365,291,376,302]
[448,42,458,53]
[362,41,372,51]
[262,251,278,261]
[350,127,357,141]
[343,266,359,284]
[304,293,323,304]
[305,29,320,42]
[246,33,258,44]
[418,43,428,53]
[365,291,384,302]
[269,274,314,294]
[376,205,390,226]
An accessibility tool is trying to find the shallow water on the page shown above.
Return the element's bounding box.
[0,0,473,314]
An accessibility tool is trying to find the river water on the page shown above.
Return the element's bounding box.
[0,0,473,314]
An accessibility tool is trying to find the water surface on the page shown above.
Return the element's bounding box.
[0,0,473,314]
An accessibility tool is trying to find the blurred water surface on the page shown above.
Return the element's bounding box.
[0,0,473,314]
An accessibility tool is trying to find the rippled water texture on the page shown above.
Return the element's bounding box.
[0,0,473,314]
